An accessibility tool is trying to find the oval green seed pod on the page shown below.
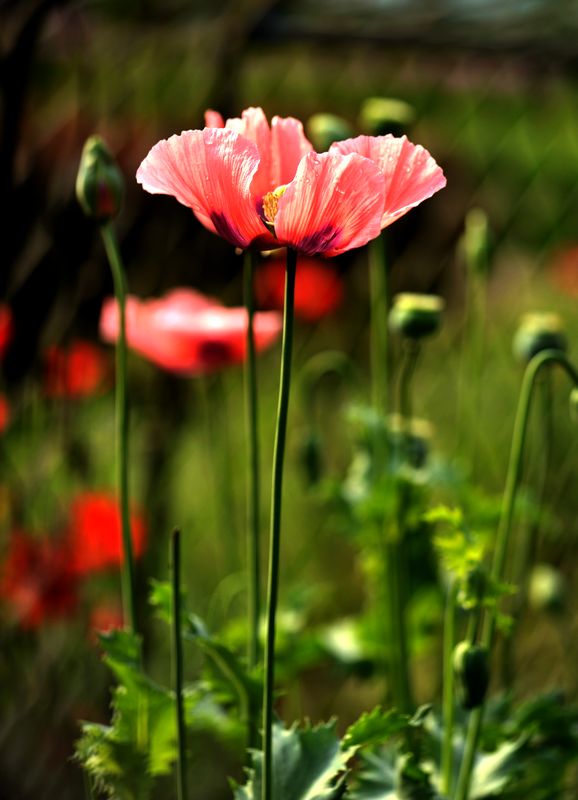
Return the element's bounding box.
[306,113,354,152]
[389,293,445,340]
[453,640,490,710]
[512,312,567,364]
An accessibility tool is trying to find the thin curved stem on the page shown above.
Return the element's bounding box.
[262,248,297,800]
[100,223,136,634]
[244,249,261,676]
[171,529,188,800]
[454,349,578,800]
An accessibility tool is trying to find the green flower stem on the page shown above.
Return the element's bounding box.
[262,248,297,800]
[398,340,420,428]
[100,223,136,634]
[454,349,578,800]
[244,249,261,676]
[387,340,421,712]
[502,368,554,690]
[171,529,188,800]
[441,580,458,797]
[369,234,389,413]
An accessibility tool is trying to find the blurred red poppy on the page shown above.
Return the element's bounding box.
[44,340,111,398]
[0,304,13,361]
[255,257,344,321]
[67,491,147,574]
[88,602,124,638]
[549,244,578,297]
[0,532,77,629]
[100,288,282,375]
[0,394,10,433]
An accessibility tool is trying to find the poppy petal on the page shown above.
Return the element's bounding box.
[330,134,446,228]
[270,116,314,187]
[204,109,225,128]
[136,128,269,248]
[225,107,273,199]
[274,151,385,257]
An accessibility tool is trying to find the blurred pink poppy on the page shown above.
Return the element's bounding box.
[43,340,111,398]
[66,491,147,575]
[330,134,447,229]
[100,288,282,375]
[138,106,440,256]
[0,304,13,361]
[0,532,77,629]
[256,257,344,321]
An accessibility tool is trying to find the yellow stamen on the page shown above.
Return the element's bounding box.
[262,184,288,225]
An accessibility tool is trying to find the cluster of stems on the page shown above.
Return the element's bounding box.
[100,190,578,800]
[451,350,578,800]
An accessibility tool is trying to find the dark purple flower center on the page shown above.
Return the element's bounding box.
[209,212,244,248]
[296,224,341,256]
[198,339,236,369]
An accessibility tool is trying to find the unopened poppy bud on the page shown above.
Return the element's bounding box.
[513,312,567,364]
[307,113,354,152]
[358,97,415,137]
[453,641,490,710]
[299,430,323,486]
[463,208,491,277]
[76,136,123,223]
[389,293,444,340]
[528,563,565,614]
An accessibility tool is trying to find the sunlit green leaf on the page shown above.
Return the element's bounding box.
[234,720,354,800]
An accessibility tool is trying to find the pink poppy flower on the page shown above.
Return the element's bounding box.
[329,134,447,229]
[137,107,393,257]
[0,532,78,629]
[43,340,112,398]
[256,256,344,321]
[100,287,282,375]
[66,491,147,575]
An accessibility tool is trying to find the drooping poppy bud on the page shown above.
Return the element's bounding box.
[389,293,444,340]
[512,312,567,364]
[358,97,415,137]
[453,640,490,710]
[306,113,354,152]
[76,136,123,223]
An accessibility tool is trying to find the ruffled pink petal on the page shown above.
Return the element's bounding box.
[270,116,314,187]
[204,109,225,128]
[274,151,385,257]
[225,109,313,199]
[136,128,270,248]
[225,107,273,200]
[330,134,446,228]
